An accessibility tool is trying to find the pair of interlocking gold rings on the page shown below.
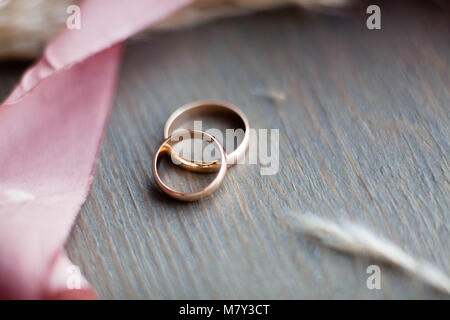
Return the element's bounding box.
[152,101,250,202]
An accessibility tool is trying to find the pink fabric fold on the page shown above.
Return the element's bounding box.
[0,0,192,299]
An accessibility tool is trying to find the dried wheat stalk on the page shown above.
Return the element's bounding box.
[289,212,450,296]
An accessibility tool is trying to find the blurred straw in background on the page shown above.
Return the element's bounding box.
[0,0,350,59]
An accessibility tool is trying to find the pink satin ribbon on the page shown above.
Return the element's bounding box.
[0,0,192,299]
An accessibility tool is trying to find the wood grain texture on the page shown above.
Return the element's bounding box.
[1,1,449,299]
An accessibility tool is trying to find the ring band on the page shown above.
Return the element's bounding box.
[152,130,228,201]
[163,100,250,173]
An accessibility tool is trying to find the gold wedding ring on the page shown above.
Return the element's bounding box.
[153,100,249,201]
[152,130,228,202]
[163,100,250,173]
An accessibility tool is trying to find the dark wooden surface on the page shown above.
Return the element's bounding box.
[1,1,449,299]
